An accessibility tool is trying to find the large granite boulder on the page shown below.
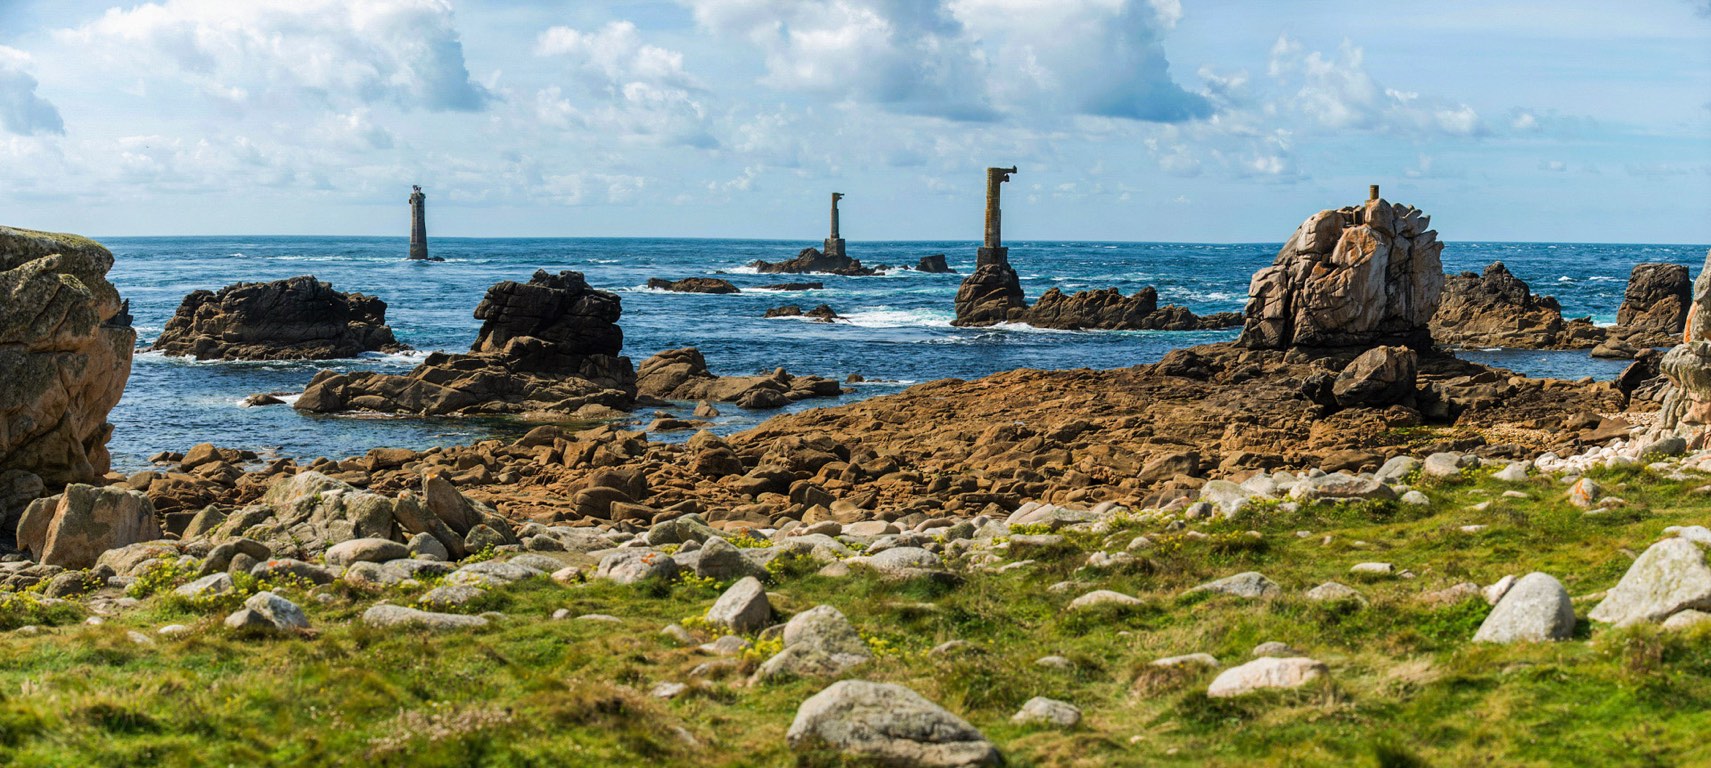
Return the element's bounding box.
[1238,196,1443,351]
[1431,262,1604,350]
[787,680,1001,767]
[150,276,405,360]
[1024,286,1239,331]
[752,247,877,276]
[16,484,161,568]
[1,226,134,486]
[635,347,842,409]
[951,262,1027,327]
[1656,251,1711,443]
[1611,262,1690,348]
[1332,345,1417,408]
[295,270,634,417]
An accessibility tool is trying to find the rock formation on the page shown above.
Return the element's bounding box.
[647,277,740,294]
[1609,263,1691,349]
[916,254,954,274]
[151,276,407,360]
[1430,262,1604,350]
[951,264,1027,326]
[758,282,824,291]
[295,270,633,417]
[0,226,134,487]
[636,347,842,409]
[751,248,877,276]
[765,304,841,322]
[1239,188,1444,351]
[16,484,161,569]
[1025,287,1240,331]
[1656,250,1711,444]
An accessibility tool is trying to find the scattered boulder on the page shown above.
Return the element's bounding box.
[1473,572,1575,643]
[0,226,134,485]
[916,254,954,274]
[225,591,309,633]
[787,680,1001,767]
[755,604,873,681]
[151,276,405,360]
[647,277,739,294]
[1011,696,1081,728]
[707,576,772,634]
[635,347,842,408]
[324,537,410,567]
[361,604,490,631]
[1588,538,1711,627]
[1239,195,1443,351]
[594,550,679,585]
[1207,657,1328,698]
[1187,572,1281,600]
[1332,345,1417,408]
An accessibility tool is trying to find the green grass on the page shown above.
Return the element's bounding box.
[2,464,1711,766]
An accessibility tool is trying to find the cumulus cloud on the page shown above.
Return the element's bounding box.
[948,0,1211,122]
[680,0,1207,124]
[1268,36,1485,137]
[61,0,489,111]
[0,47,65,135]
[534,21,715,148]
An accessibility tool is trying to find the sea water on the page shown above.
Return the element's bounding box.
[103,237,1707,472]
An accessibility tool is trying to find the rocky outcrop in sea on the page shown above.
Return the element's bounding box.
[294,270,634,418]
[0,227,134,492]
[647,277,740,294]
[1430,262,1603,350]
[151,275,406,360]
[636,347,842,409]
[751,248,878,276]
[952,272,1237,331]
[1239,194,1443,351]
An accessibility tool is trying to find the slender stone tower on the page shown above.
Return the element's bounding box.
[977,166,1017,267]
[408,185,429,261]
[824,192,847,259]
[953,166,1026,327]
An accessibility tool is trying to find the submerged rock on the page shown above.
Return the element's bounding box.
[151,276,405,360]
[0,226,134,485]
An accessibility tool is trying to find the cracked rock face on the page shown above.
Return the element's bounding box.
[0,226,135,485]
[151,276,405,361]
[1238,197,1444,351]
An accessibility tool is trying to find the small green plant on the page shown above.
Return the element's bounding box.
[125,557,202,599]
[463,544,498,564]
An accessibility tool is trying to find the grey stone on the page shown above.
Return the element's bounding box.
[1304,581,1366,605]
[406,532,449,561]
[1151,653,1219,669]
[856,546,948,581]
[1589,538,1711,626]
[1474,572,1575,643]
[595,550,680,585]
[419,585,488,610]
[1066,590,1142,611]
[1207,657,1328,697]
[1422,452,1471,479]
[707,576,772,634]
[1374,456,1420,484]
[1187,571,1281,599]
[447,560,543,587]
[1011,696,1081,728]
[696,535,760,581]
[175,572,234,599]
[361,604,489,631]
[251,558,336,585]
[324,537,410,567]
[237,591,308,631]
[1288,473,1398,502]
[1493,462,1531,483]
[755,604,873,681]
[787,680,1001,767]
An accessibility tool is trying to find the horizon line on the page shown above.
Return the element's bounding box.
[89,234,1711,249]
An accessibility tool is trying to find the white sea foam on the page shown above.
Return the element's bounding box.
[358,349,432,365]
[838,308,955,328]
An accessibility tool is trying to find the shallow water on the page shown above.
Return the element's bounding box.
[102,236,1706,472]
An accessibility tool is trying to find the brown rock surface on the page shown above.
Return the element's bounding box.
[951,263,1027,327]
[151,276,405,360]
[1431,262,1604,350]
[1611,262,1690,348]
[647,277,740,294]
[636,347,842,408]
[0,226,135,486]
[1240,197,1443,350]
[1658,250,1711,442]
[1025,287,1240,331]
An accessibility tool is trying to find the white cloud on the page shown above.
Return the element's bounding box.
[1269,36,1486,137]
[0,46,64,135]
[534,21,715,148]
[60,0,489,112]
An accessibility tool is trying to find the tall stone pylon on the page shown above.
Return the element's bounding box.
[953,166,1026,326]
[977,166,1017,267]
[408,185,430,261]
[824,192,847,259]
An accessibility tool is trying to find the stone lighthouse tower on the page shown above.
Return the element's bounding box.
[408,185,430,261]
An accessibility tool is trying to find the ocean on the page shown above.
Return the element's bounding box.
[103,237,1707,473]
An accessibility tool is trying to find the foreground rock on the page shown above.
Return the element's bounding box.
[1239,191,1443,350]
[752,247,878,276]
[1656,250,1711,443]
[296,270,634,417]
[151,276,406,360]
[1431,262,1603,350]
[755,604,873,681]
[16,485,160,569]
[1207,657,1328,698]
[647,277,739,294]
[787,680,1001,767]
[0,226,134,485]
[1610,263,1691,349]
[1473,572,1575,643]
[1588,537,1711,627]
[635,347,842,409]
[361,604,490,631]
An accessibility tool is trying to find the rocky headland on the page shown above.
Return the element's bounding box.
[1430,262,1604,350]
[151,275,406,360]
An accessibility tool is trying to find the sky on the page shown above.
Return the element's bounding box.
[0,0,1708,244]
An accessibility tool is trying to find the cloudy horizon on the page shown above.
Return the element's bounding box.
[1,0,1708,244]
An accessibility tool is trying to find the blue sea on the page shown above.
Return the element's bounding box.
[103,237,1708,473]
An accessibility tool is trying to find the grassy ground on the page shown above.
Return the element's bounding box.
[1,463,1709,767]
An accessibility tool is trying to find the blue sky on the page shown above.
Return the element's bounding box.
[1,0,1707,243]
